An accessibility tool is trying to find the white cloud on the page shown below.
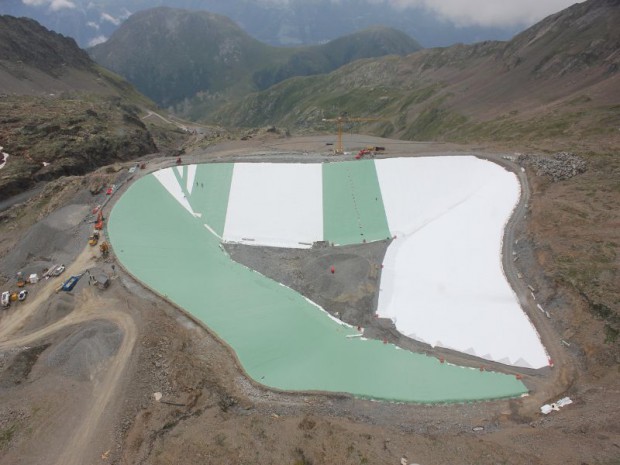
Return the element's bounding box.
[86,21,99,30]
[260,0,583,28]
[21,0,48,5]
[50,0,75,11]
[21,0,76,10]
[100,12,121,25]
[376,0,584,28]
[21,0,584,29]
[88,35,108,47]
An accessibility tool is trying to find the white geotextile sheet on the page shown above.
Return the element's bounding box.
[153,168,195,216]
[223,163,323,248]
[375,157,548,369]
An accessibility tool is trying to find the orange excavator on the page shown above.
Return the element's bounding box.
[95,210,104,230]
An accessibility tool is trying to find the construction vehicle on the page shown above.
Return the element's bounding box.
[322,115,381,154]
[47,264,65,277]
[1,291,10,307]
[95,210,104,230]
[355,148,372,160]
[61,275,82,292]
[100,242,109,258]
[88,230,100,246]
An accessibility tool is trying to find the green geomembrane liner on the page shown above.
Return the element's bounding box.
[185,163,234,236]
[323,160,391,245]
[108,164,528,403]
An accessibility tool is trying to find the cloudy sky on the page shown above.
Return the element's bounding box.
[21,0,76,12]
[20,0,584,28]
[256,0,584,28]
[386,0,584,27]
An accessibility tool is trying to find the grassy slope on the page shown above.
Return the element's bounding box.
[212,1,619,153]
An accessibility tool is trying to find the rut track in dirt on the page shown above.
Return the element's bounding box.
[0,245,137,465]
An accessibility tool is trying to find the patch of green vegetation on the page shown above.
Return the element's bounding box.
[604,324,619,344]
[398,84,442,111]
[567,94,593,105]
[403,102,468,140]
[293,447,313,465]
[0,424,17,450]
[214,433,227,447]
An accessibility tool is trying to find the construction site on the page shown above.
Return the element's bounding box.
[0,133,618,465]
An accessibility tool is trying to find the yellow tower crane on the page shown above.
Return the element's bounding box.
[322,115,381,154]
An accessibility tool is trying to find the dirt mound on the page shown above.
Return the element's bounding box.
[0,203,90,279]
[19,293,76,335]
[0,344,50,388]
[43,320,122,381]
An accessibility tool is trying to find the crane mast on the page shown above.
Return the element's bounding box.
[322,115,380,154]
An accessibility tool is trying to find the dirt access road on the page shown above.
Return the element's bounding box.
[0,134,618,465]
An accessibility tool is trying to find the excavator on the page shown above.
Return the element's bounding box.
[100,242,109,258]
[88,230,100,246]
[94,210,104,230]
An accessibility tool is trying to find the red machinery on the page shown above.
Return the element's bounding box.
[95,210,104,230]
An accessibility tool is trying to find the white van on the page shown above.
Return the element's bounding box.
[1,291,10,307]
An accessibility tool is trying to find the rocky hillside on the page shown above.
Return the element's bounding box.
[0,15,91,73]
[213,0,620,153]
[0,15,159,199]
[89,8,421,115]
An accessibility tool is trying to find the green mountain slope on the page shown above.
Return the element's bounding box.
[212,0,620,153]
[89,8,421,114]
[252,26,421,90]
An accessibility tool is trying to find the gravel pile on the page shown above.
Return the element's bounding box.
[518,152,587,181]
[44,321,122,381]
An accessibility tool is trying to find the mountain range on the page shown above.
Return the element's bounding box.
[89,7,421,115]
[2,0,619,198]
[212,0,620,152]
[0,0,522,49]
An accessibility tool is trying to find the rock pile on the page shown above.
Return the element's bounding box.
[518,152,587,181]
